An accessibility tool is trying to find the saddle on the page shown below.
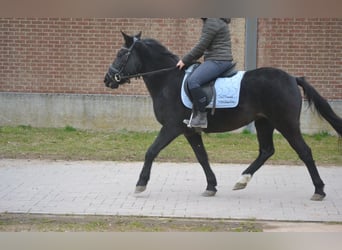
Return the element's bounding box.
[184,62,237,114]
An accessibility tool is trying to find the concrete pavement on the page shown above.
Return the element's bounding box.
[0,159,342,222]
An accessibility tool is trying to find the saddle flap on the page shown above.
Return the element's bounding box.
[184,82,214,106]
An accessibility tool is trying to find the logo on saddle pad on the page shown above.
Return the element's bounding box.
[181,64,245,109]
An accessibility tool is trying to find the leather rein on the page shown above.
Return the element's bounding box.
[112,65,177,82]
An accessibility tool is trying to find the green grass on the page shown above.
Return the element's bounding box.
[0,126,341,165]
[0,214,263,232]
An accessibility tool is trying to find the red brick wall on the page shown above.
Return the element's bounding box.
[257,18,342,100]
[0,18,203,95]
[2,18,341,100]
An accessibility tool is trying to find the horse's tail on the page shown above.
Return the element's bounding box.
[296,76,342,136]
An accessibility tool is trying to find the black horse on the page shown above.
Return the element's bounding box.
[104,32,342,201]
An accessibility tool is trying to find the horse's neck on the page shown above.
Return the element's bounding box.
[139,46,181,97]
[143,57,175,72]
[143,67,184,99]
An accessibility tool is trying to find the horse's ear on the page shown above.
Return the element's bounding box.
[135,31,142,40]
[121,30,134,47]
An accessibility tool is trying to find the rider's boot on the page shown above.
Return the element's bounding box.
[187,87,208,128]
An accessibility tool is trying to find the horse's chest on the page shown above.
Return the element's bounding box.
[152,93,182,124]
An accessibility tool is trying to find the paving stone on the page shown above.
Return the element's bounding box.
[0,159,341,222]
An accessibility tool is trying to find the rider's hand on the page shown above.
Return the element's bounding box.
[176,60,185,70]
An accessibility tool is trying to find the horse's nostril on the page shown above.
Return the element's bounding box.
[104,74,111,85]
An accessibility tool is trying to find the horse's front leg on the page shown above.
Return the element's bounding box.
[135,126,182,193]
[185,132,217,196]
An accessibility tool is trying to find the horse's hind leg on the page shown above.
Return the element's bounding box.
[185,132,217,196]
[233,118,275,190]
[277,124,326,201]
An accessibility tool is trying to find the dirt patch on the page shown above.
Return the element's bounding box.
[1,213,342,232]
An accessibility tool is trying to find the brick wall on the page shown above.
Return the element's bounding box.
[258,18,342,100]
[0,18,245,96]
[1,18,340,100]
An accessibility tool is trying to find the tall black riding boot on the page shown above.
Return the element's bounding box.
[189,87,208,128]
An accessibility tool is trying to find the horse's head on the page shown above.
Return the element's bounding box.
[104,31,143,89]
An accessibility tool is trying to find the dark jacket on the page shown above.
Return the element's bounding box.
[182,18,233,65]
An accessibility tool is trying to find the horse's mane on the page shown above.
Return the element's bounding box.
[141,38,179,63]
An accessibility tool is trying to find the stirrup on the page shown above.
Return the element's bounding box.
[183,112,207,129]
[183,112,194,127]
[183,118,203,133]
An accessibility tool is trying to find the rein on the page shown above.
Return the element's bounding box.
[114,66,178,82]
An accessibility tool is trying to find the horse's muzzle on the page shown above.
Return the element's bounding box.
[104,65,120,89]
[104,73,119,89]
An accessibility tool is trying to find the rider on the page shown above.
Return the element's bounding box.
[176,18,233,128]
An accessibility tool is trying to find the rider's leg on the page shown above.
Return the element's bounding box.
[187,60,232,128]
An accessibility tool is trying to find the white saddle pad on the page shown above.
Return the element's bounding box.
[181,65,245,109]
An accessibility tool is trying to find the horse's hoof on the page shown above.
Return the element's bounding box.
[233,174,251,190]
[310,193,326,201]
[135,186,147,193]
[202,190,216,197]
[233,182,247,190]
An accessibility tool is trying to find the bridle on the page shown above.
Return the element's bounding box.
[109,38,177,83]
[109,37,138,83]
